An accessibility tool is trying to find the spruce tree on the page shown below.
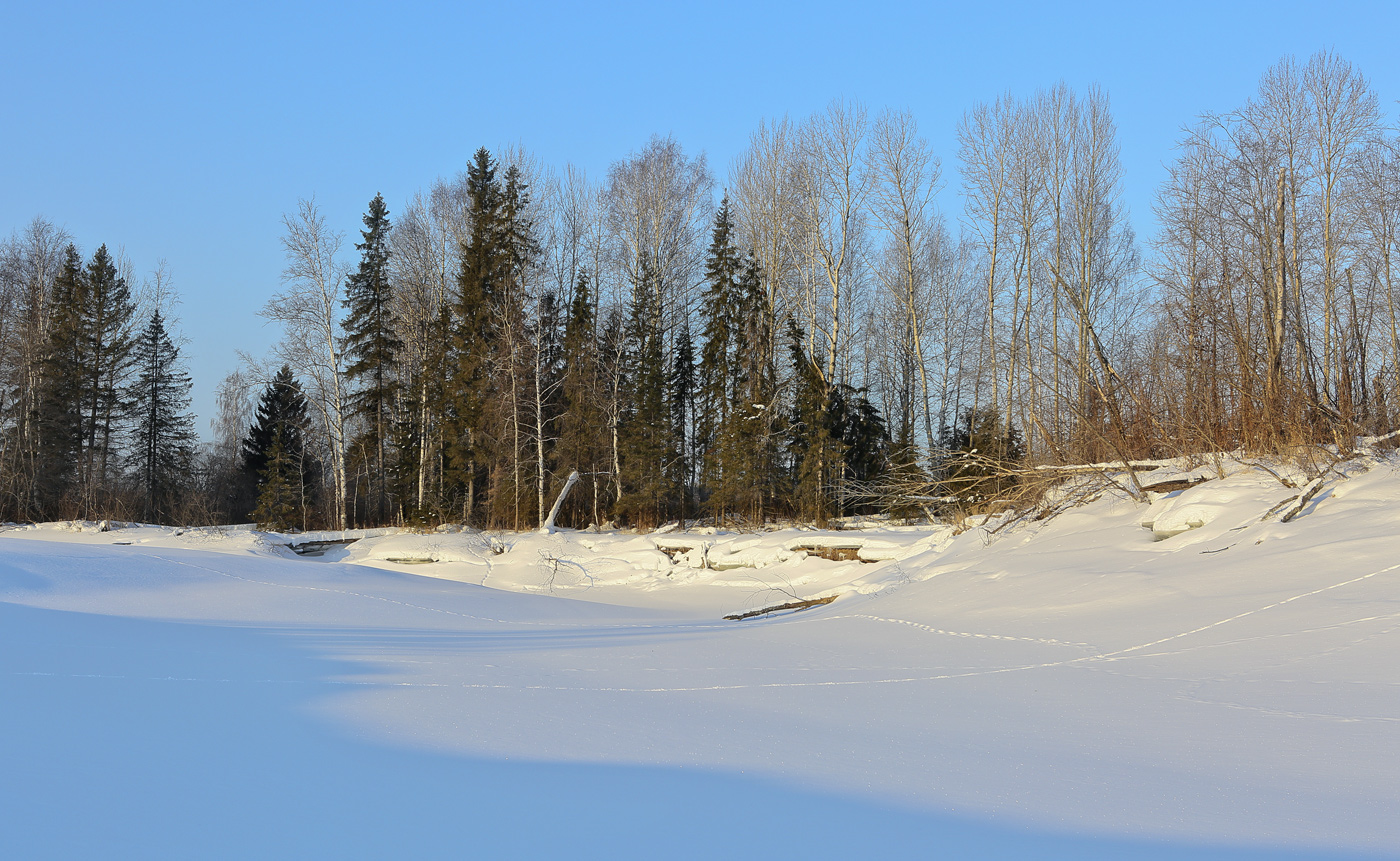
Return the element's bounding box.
[830,382,890,510]
[493,163,540,528]
[727,254,779,522]
[32,245,86,515]
[786,319,842,524]
[444,148,504,523]
[669,324,696,524]
[33,244,136,518]
[78,245,137,506]
[939,408,1024,511]
[127,310,196,523]
[697,199,745,519]
[242,366,317,527]
[617,261,669,525]
[555,272,610,526]
[342,193,401,525]
[252,430,300,531]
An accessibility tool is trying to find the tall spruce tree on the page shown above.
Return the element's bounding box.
[786,318,843,524]
[617,261,669,525]
[33,244,136,518]
[31,245,86,516]
[78,245,137,507]
[726,254,779,522]
[242,366,317,528]
[445,148,504,523]
[342,193,401,525]
[669,324,696,524]
[786,315,891,521]
[697,199,744,518]
[127,310,196,523]
[252,431,300,532]
[493,163,540,528]
[555,272,610,526]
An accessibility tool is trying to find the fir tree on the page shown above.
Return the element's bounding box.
[342,193,401,525]
[127,310,196,523]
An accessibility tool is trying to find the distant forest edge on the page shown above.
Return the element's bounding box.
[3,51,1396,530]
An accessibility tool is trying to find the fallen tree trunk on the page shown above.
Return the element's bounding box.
[1280,477,1325,523]
[724,594,838,621]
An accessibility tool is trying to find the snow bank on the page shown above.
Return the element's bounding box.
[6,457,1400,854]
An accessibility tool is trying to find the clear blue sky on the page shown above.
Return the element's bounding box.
[5,0,1400,436]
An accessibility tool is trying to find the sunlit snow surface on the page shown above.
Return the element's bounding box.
[4,460,1400,859]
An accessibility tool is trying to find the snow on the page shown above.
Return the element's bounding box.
[4,460,1400,858]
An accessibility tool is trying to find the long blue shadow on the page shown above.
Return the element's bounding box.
[0,601,1386,860]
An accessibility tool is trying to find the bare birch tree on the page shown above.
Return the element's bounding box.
[264,198,350,529]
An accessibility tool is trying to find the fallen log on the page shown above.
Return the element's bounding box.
[1279,477,1325,523]
[724,594,838,621]
[1141,476,1210,494]
[288,537,360,556]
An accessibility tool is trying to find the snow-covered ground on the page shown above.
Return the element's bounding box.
[4,457,1399,859]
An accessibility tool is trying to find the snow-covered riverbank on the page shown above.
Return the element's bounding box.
[4,457,1398,858]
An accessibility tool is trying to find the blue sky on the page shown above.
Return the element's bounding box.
[5,0,1400,435]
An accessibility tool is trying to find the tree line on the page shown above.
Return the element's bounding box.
[5,51,1398,529]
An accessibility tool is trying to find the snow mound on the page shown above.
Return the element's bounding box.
[1139,473,1296,540]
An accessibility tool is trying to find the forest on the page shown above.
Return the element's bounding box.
[2,51,1396,531]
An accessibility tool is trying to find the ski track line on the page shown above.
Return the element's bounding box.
[1172,692,1400,724]
[797,612,1094,649]
[1082,665,1400,688]
[1078,611,1400,663]
[1088,560,1400,664]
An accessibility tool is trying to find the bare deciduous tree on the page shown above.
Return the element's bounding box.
[264,198,350,529]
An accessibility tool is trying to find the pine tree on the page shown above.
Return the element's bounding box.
[127,310,196,523]
[342,193,401,526]
[242,366,317,527]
